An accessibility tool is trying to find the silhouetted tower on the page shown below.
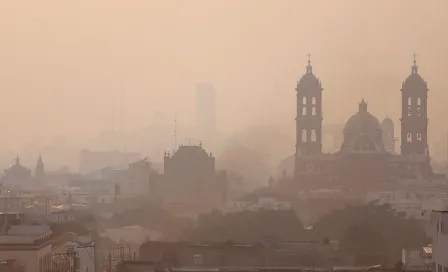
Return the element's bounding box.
[35,154,45,180]
[381,117,395,153]
[400,54,429,157]
[294,55,323,177]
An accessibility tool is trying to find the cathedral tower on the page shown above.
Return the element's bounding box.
[294,55,323,177]
[35,154,45,180]
[400,55,429,157]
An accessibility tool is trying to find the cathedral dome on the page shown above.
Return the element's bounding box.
[297,59,322,89]
[402,60,427,88]
[343,99,382,133]
[381,117,394,128]
[340,100,385,154]
[403,72,426,87]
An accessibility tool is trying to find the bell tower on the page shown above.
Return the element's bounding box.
[294,55,323,178]
[400,54,429,157]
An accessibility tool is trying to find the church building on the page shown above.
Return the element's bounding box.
[149,144,227,214]
[293,56,441,191]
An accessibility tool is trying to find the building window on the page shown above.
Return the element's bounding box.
[302,129,307,142]
[302,96,307,105]
[416,133,422,141]
[311,130,317,142]
[312,107,316,116]
[416,107,422,116]
[302,107,307,116]
[407,133,412,143]
[306,163,314,173]
[312,97,316,105]
[408,97,412,105]
[407,107,412,116]
[417,97,421,105]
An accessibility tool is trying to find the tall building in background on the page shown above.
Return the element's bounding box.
[381,117,395,153]
[196,83,216,151]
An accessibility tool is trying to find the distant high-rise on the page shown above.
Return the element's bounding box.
[381,117,395,153]
[196,83,216,149]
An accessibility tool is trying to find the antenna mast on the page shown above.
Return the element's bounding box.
[174,114,178,153]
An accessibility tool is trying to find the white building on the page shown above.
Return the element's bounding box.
[224,197,292,213]
[53,233,95,272]
[401,246,432,270]
[49,210,76,223]
[429,211,448,271]
[0,225,52,272]
[366,185,448,220]
[65,237,95,272]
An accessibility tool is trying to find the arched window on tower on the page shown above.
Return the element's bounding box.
[407,107,412,116]
[302,107,307,116]
[417,97,421,105]
[407,133,412,143]
[312,97,316,105]
[416,107,422,117]
[302,97,307,105]
[416,133,422,141]
[311,130,317,142]
[302,129,307,143]
[408,97,412,106]
[312,107,316,116]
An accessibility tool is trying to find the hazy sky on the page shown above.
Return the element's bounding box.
[1,0,448,149]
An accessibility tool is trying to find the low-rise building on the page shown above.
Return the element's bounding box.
[429,211,448,272]
[52,232,95,272]
[224,197,292,213]
[0,225,52,272]
[139,240,348,268]
[401,246,432,270]
[65,236,95,272]
[49,210,76,224]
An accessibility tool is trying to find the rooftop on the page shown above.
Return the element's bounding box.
[0,225,52,245]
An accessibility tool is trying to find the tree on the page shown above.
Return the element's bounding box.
[311,202,430,265]
[109,204,194,240]
[183,210,305,242]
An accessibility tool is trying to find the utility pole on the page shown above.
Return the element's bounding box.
[108,252,112,272]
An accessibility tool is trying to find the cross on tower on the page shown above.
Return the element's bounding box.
[411,53,418,74]
[307,53,311,64]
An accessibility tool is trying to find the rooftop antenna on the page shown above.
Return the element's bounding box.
[120,86,125,132]
[120,86,125,152]
[111,102,116,133]
[385,103,389,118]
[173,114,178,153]
[446,131,448,162]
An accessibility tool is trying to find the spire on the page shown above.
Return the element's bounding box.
[412,53,418,74]
[306,53,313,74]
[359,99,368,113]
[37,154,43,165]
[15,154,20,165]
[36,154,45,179]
